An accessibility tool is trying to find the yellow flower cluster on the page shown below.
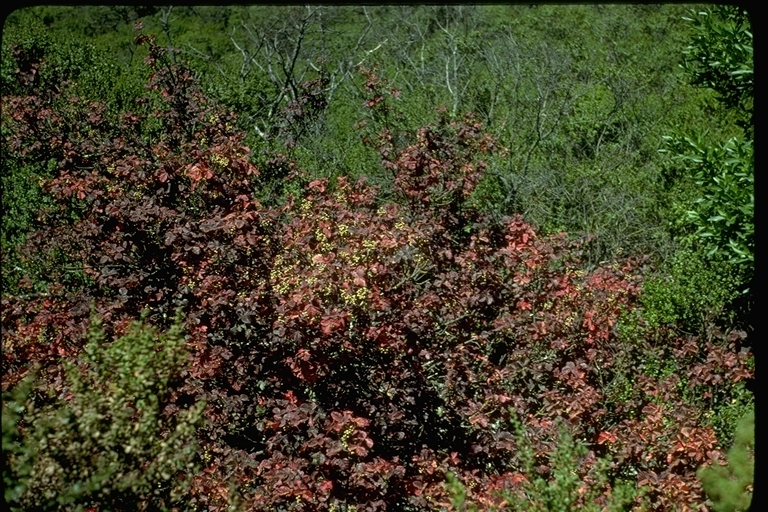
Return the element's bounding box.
[269,255,293,295]
[341,287,370,308]
[340,425,355,451]
[343,250,364,266]
[314,229,334,252]
[210,153,229,170]
[329,505,356,512]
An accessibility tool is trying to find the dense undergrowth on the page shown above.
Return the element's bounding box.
[1,5,754,511]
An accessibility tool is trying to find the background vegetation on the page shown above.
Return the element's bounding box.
[2,5,753,511]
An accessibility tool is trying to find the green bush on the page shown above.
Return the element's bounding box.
[698,409,754,512]
[640,246,745,333]
[680,6,753,134]
[446,416,642,511]
[659,5,753,290]
[660,133,753,270]
[707,382,754,451]
[2,311,204,511]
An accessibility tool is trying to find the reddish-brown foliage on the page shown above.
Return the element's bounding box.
[1,34,753,511]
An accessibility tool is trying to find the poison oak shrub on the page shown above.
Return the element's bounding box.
[2,31,279,508]
[1,31,754,511]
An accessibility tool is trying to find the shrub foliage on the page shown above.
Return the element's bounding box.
[1,30,753,511]
[698,410,754,512]
[2,313,203,510]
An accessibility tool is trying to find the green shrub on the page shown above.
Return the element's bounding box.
[2,311,204,511]
[698,409,754,512]
[680,6,753,134]
[640,246,745,333]
[660,133,753,271]
[657,5,753,314]
[706,382,754,451]
[446,416,642,511]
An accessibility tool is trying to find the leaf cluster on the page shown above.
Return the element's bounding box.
[681,6,753,133]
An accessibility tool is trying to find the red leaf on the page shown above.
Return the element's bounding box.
[597,431,617,445]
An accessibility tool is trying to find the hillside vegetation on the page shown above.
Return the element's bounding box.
[2,5,753,511]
